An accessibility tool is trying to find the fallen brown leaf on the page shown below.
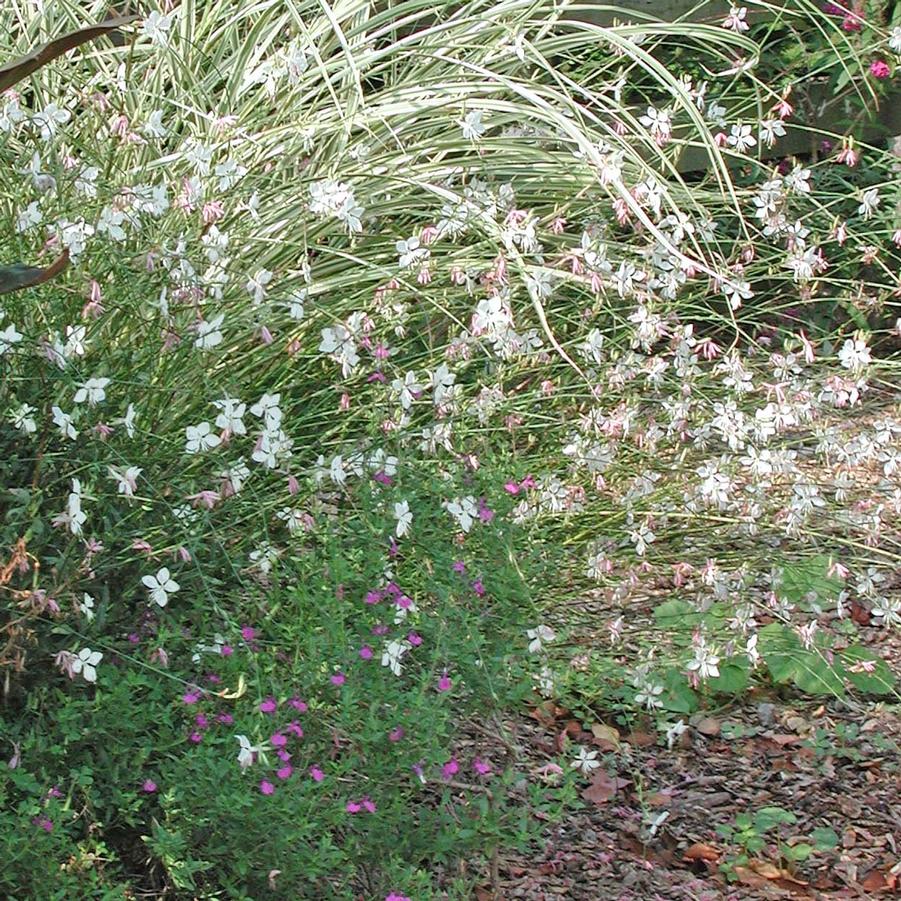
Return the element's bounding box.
[683,843,720,863]
[580,770,629,806]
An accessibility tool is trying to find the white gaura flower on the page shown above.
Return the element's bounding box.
[52,406,78,440]
[381,639,411,676]
[32,103,70,140]
[394,500,412,538]
[213,396,246,435]
[108,465,142,498]
[526,624,556,654]
[858,187,880,220]
[195,314,224,350]
[445,496,478,533]
[143,109,168,139]
[838,335,871,371]
[0,322,23,355]
[142,567,180,607]
[726,122,756,152]
[391,371,423,410]
[236,734,266,770]
[66,478,87,535]
[245,269,272,304]
[215,158,247,192]
[185,421,221,454]
[72,647,102,683]
[10,403,37,434]
[15,201,41,232]
[722,5,749,32]
[117,403,137,438]
[142,10,175,47]
[686,637,720,681]
[79,594,95,621]
[460,109,487,141]
[73,376,109,406]
[570,746,601,775]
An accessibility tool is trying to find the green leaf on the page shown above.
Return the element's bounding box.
[840,645,895,696]
[660,667,698,714]
[777,556,842,607]
[0,16,138,93]
[754,806,796,832]
[759,623,801,684]
[652,599,700,631]
[0,252,69,296]
[791,653,845,697]
[708,659,750,695]
[811,827,839,851]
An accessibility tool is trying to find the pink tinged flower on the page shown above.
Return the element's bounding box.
[260,325,274,345]
[259,780,275,795]
[182,690,201,705]
[407,632,422,647]
[359,645,373,660]
[453,560,466,573]
[142,779,157,793]
[259,697,277,714]
[365,590,383,605]
[473,759,492,776]
[202,201,225,224]
[389,727,405,742]
[504,481,520,495]
[362,797,376,813]
[289,697,307,712]
[386,894,412,901]
[472,579,485,597]
[287,474,300,495]
[346,800,362,814]
[287,721,303,738]
[437,672,452,692]
[220,644,234,657]
[309,766,324,782]
[188,731,203,744]
[270,733,288,748]
[277,749,292,762]
[396,594,413,610]
[441,758,459,780]
[330,672,346,686]
[870,60,891,79]
[276,765,293,780]
[339,392,351,411]
[177,546,191,563]
[241,625,257,642]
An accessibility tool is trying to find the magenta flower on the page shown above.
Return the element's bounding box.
[870,60,891,79]
[195,714,209,729]
[142,779,158,793]
[241,625,256,642]
[441,758,459,780]
[386,894,411,901]
[330,672,346,686]
[289,696,308,712]
[473,759,492,776]
[188,731,203,744]
[217,712,234,725]
[452,560,466,573]
[365,590,383,605]
[437,672,452,692]
[259,780,275,795]
[276,764,293,781]
[277,749,291,762]
[182,690,201,705]
[346,800,362,814]
[220,645,234,656]
[270,732,288,748]
[472,579,485,596]
[287,721,304,738]
[32,817,53,832]
[503,481,520,494]
[309,766,325,782]
[259,697,277,714]
[389,727,405,742]
[362,796,376,813]
[407,632,422,647]
[359,645,373,660]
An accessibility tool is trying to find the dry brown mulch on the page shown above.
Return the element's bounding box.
[457,697,901,900]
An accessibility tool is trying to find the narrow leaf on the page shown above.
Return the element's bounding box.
[0,16,138,94]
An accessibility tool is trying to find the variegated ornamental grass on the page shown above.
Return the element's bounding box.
[1,0,900,896]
